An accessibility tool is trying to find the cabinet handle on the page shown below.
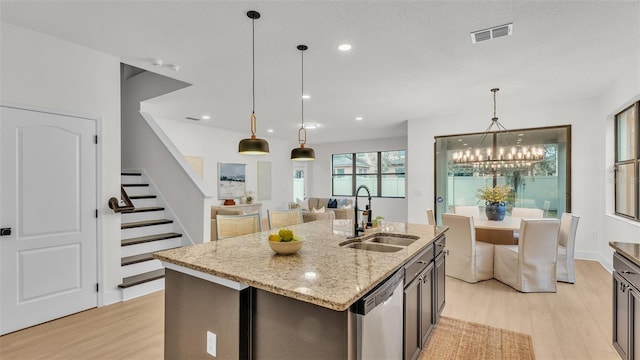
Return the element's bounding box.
[444,250,450,255]
[621,270,634,274]
[418,260,429,264]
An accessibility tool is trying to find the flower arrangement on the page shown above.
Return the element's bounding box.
[477,184,512,204]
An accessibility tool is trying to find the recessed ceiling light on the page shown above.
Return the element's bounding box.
[463,143,468,146]
[267,129,274,133]
[303,123,317,129]
[338,44,352,51]
[201,115,211,120]
[518,133,524,137]
[458,139,463,142]
[355,117,363,121]
[302,94,310,99]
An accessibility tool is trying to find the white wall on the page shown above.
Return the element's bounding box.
[309,135,408,222]
[151,116,295,218]
[0,23,122,304]
[408,97,608,261]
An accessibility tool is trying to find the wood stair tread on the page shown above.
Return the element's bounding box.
[129,195,157,199]
[118,269,165,288]
[121,232,181,246]
[121,248,179,266]
[121,219,173,229]
[122,206,164,213]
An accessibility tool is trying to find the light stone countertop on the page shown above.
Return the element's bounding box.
[154,219,447,311]
[610,241,640,268]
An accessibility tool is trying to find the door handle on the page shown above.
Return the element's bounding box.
[0,228,11,236]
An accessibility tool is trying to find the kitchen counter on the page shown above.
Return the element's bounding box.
[610,241,640,268]
[155,219,447,311]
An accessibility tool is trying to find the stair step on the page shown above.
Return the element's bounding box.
[121,248,179,266]
[122,206,164,213]
[118,269,165,289]
[121,232,181,246]
[122,183,149,187]
[121,172,142,176]
[121,219,173,230]
[129,195,157,199]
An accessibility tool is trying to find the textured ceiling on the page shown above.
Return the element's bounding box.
[1,1,638,144]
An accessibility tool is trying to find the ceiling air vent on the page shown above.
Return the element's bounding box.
[471,23,513,43]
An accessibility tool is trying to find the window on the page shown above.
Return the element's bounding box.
[434,126,571,223]
[332,150,406,197]
[615,103,639,221]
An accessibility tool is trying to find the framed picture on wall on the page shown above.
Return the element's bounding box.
[218,163,246,199]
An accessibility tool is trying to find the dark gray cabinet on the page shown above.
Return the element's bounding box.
[613,252,640,360]
[403,234,445,360]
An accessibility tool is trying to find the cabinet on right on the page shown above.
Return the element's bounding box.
[404,234,446,360]
[613,251,640,360]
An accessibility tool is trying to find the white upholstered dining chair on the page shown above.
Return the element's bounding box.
[441,214,494,283]
[557,213,580,283]
[494,218,561,292]
[454,205,480,218]
[216,213,262,240]
[267,208,303,230]
[426,209,436,225]
[511,207,544,219]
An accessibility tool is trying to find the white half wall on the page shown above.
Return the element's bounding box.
[308,135,408,222]
[150,116,295,219]
[0,23,121,304]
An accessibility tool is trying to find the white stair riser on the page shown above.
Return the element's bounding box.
[121,237,183,258]
[121,223,174,239]
[121,278,164,301]
[122,210,165,223]
[122,186,151,197]
[130,198,157,208]
[121,175,143,184]
[122,259,164,278]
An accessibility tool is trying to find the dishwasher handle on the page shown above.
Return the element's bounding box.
[353,270,403,316]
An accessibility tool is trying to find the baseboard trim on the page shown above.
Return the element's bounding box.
[102,288,122,306]
[576,250,612,273]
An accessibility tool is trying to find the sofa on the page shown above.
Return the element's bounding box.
[298,197,355,221]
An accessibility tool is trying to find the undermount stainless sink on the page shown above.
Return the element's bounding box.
[368,236,417,247]
[342,242,404,252]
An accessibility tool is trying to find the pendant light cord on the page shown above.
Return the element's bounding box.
[249,16,256,137]
[301,48,304,128]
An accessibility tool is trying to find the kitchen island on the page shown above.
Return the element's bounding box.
[155,219,447,359]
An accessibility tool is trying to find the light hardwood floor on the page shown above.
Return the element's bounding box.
[0,260,618,359]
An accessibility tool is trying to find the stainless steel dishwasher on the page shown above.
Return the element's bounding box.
[353,269,404,360]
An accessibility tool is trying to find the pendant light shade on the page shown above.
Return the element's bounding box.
[291,44,315,161]
[239,10,269,155]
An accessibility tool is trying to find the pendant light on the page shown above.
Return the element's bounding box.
[239,10,269,155]
[291,44,316,161]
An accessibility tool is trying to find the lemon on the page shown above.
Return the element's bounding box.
[269,234,281,242]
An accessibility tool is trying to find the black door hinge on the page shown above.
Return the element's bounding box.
[96,283,99,292]
[94,135,98,144]
[95,209,98,218]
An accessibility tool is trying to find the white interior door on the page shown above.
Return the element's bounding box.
[0,105,98,335]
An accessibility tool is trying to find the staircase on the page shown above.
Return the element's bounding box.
[118,171,184,300]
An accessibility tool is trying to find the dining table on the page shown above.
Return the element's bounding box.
[473,216,522,245]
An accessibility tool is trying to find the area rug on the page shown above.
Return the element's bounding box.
[420,316,535,360]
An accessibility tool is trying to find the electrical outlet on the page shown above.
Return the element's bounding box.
[207,331,216,357]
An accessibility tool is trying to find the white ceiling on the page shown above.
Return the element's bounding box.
[1,1,638,144]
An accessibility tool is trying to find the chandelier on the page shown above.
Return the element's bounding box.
[452,88,544,170]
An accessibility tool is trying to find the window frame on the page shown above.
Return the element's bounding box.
[331,150,406,198]
[614,102,640,221]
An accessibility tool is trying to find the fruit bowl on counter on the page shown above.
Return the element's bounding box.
[268,229,304,255]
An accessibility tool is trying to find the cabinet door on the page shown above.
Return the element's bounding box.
[404,278,421,360]
[614,272,630,359]
[434,252,446,322]
[420,264,434,346]
[631,287,640,360]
